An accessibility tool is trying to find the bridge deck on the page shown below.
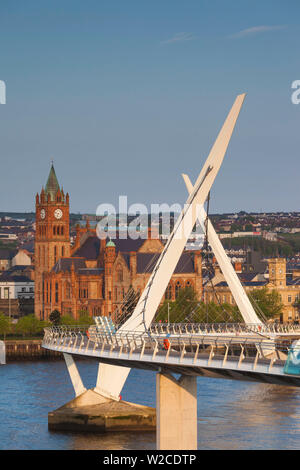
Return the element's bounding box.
[42,326,300,388]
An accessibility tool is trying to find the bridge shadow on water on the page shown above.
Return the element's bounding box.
[1,358,300,450]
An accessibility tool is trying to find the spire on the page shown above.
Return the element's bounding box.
[45,164,60,201]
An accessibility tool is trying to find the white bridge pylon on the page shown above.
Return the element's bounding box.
[95,93,248,400]
[182,174,262,325]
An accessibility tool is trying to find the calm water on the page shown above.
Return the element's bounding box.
[1,358,300,450]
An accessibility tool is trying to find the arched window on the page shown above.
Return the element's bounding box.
[54,246,57,263]
[117,267,123,282]
[65,282,71,299]
[55,282,59,303]
[175,281,182,298]
[165,284,172,300]
[61,226,64,235]
[62,246,64,257]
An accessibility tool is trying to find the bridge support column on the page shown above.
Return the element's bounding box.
[156,373,197,450]
[63,353,87,397]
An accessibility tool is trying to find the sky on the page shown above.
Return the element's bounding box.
[0,0,300,214]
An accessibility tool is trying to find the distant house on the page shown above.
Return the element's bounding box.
[0,248,32,272]
[0,249,16,271]
[11,249,31,267]
[0,274,34,318]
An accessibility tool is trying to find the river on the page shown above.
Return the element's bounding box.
[1,358,300,450]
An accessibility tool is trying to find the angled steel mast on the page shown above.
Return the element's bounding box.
[182,174,262,325]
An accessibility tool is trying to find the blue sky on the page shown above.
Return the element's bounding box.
[0,0,300,214]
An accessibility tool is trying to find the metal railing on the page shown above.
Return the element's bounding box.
[43,325,296,362]
[149,322,300,336]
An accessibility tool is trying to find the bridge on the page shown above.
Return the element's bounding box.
[43,324,300,386]
[42,94,300,449]
[42,322,300,448]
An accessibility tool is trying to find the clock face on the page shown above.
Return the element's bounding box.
[54,209,63,219]
[40,209,46,219]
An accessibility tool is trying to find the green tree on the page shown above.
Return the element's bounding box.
[0,313,12,339]
[77,311,95,326]
[156,286,243,324]
[156,286,199,323]
[60,314,76,326]
[15,314,47,337]
[49,309,61,325]
[248,287,283,320]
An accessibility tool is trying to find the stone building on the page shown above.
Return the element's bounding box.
[204,257,300,323]
[35,165,203,320]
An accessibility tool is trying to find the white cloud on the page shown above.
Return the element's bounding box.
[161,32,195,45]
[231,25,286,38]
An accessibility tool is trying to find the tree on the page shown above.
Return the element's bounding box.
[156,286,199,323]
[15,314,46,337]
[49,309,61,325]
[0,313,12,339]
[248,287,284,320]
[156,286,243,324]
[77,312,95,326]
[60,314,76,326]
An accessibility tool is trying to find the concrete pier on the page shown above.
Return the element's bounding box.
[156,373,197,450]
[48,389,156,433]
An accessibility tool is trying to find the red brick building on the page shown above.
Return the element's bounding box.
[34,166,203,320]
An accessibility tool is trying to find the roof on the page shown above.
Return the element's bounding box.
[238,272,260,282]
[215,280,267,287]
[72,237,101,260]
[52,258,104,276]
[72,235,145,260]
[77,268,104,275]
[52,257,86,273]
[136,252,195,274]
[45,164,60,201]
[0,249,17,260]
[0,274,33,283]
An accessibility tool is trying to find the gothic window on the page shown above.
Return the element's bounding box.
[165,284,172,300]
[65,282,71,299]
[55,283,59,303]
[62,246,64,257]
[117,268,123,282]
[175,281,182,298]
[54,246,57,263]
[61,226,64,235]
[79,287,89,299]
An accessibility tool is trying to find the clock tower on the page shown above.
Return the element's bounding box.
[34,164,70,319]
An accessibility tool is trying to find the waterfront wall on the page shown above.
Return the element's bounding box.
[4,339,62,360]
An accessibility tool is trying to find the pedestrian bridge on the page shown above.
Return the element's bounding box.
[42,324,300,387]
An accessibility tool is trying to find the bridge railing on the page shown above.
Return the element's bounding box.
[149,322,300,335]
[43,325,297,361]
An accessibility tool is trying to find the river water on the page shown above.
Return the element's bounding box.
[1,358,300,450]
